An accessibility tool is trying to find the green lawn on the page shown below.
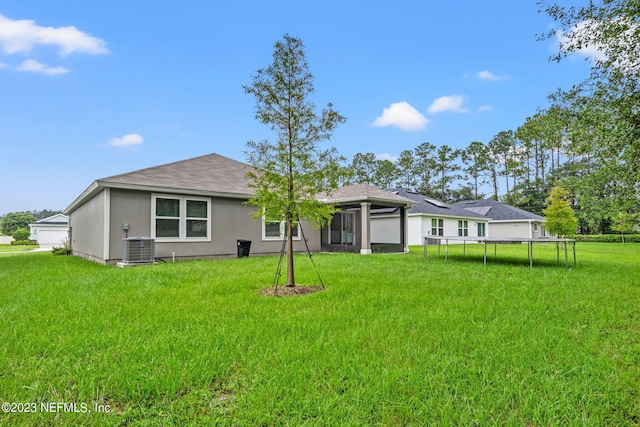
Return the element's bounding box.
[0,243,638,426]
[0,244,39,253]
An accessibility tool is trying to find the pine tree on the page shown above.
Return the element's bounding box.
[542,186,578,237]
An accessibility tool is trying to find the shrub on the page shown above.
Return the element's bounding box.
[570,234,640,243]
[12,228,30,241]
[51,246,68,255]
[10,240,37,246]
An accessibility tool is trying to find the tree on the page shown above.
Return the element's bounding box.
[539,0,640,234]
[12,228,30,241]
[395,149,417,190]
[433,145,461,202]
[243,34,347,286]
[543,186,578,237]
[461,141,489,198]
[414,142,438,196]
[373,159,400,190]
[350,153,377,185]
[1,212,37,236]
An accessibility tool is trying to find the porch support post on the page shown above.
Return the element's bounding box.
[401,206,409,252]
[360,202,372,255]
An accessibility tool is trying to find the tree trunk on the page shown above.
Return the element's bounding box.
[286,216,295,286]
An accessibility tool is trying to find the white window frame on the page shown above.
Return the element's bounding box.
[477,222,486,237]
[458,220,469,237]
[151,194,211,242]
[431,218,444,236]
[261,214,301,241]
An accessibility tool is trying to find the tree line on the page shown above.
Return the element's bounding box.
[343,1,640,235]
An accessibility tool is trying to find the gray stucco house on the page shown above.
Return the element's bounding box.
[452,198,547,239]
[65,153,414,264]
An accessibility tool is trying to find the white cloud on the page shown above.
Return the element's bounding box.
[0,62,8,69]
[0,13,108,56]
[475,70,507,81]
[108,133,144,147]
[427,95,469,114]
[478,105,493,112]
[555,21,607,64]
[372,101,429,132]
[375,153,399,162]
[16,59,68,75]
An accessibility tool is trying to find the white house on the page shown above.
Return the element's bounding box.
[371,189,490,246]
[29,214,69,249]
[452,199,548,239]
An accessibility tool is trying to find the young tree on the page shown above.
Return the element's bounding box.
[543,186,579,237]
[243,34,347,286]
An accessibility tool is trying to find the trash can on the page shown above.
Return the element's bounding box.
[237,239,251,258]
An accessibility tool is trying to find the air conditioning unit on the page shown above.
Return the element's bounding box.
[122,237,155,263]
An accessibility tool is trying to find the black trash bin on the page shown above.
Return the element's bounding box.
[237,239,251,258]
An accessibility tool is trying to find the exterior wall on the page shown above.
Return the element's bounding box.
[107,188,321,262]
[489,222,533,239]
[397,215,491,246]
[69,189,106,263]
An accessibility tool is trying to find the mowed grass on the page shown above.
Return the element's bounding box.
[0,243,638,426]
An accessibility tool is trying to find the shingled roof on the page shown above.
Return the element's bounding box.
[66,153,255,213]
[388,189,488,219]
[318,184,415,207]
[452,198,544,221]
[101,152,253,196]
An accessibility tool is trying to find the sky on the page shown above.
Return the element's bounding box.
[0,0,595,214]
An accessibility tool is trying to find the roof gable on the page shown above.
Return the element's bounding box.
[319,184,415,206]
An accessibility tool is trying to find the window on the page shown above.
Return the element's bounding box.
[477,222,486,237]
[262,212,300,241]
[153,195,210,241]
[458,220,468,237]
[431,218,443,236]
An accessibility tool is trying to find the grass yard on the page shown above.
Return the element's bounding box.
[0,243,639,426]
[0,244,39,254]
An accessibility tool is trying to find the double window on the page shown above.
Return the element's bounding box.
[153,194,210,241]
[431,218,444,236]
[458,220,469,237]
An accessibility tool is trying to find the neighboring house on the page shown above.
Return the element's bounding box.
[65,153,414,264]
[29,213,69,249]
[452,199,548,239]
[370,189,490,246]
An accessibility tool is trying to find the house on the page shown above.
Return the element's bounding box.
[452,199,547,239]
[65,153,414,264]
[370,189,490,246]
[29,213,69,249]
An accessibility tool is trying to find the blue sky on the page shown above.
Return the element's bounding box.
[1,1,593,214]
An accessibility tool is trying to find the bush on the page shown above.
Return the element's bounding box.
[10,240,37,246]
[12,228,30,241]
[570,234,640,243]
[51,246,68,255]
